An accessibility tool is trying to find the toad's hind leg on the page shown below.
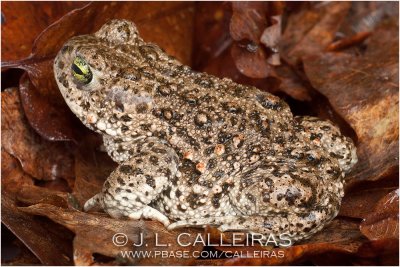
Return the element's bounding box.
[84,138,179,227]
[222,155,344,243]
[215,206,337,243]
[167,208,337,243]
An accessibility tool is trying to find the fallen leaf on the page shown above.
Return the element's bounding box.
[2,3,399,265]
[198,2,310,100]
[202,42,282,96]
[326,31,371,52]
[73,135,117,206]
[1,228,41,265]
[337,2,398,37]
[303,18,399,186]
[192,2,232,70]
[0,2,88,61]
[360,189,399,240]
[17,185,77,210]
[222,218,366,265]
[281,2,351,66]
[340,187,396,219]
[20,203,205,265]
[260,15,282,57]
[230,2,269,43]
[1,149,34,195]
[354,238,399,265]
[1,87,75,186]
[19,71,84,142]
[1,150,74,265]
[231,43,275,78]
[229,2,284,78]
[273,64,312,101]
[2,194,74,266]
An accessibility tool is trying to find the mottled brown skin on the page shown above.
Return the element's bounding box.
[54,20,358,243]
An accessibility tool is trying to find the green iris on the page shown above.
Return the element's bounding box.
[71,56,93,84]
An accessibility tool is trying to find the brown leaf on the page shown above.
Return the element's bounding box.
[17,185,76,210]
[73,135,117,206]
[194,3,287,98]
[230,43,275,78]
[196,219,365,265]
[19,71,83,142]
[229,2,284,78]
[260,15,282,56]
[273,64,312,101]
[1,149,34,195]
[340,187,396,219]
[20,203,205,265]
[3,3,399,265]
[0,2,88,61]
[310,238,399,265]
[326,31,371,52]
[1,88,75,186]
[360,189,399,240]
[27,2,194,62]
[303,18,399,186]
[354,238,399,265]
[230,2,268,42]
[202,43,281,96]
[2,195,74,266]
[206,219,365,265]
[337,2,398,37]
[1,150,74,265]
[192,2,232,70]
[281,2,351,66]
[1,232,41,265]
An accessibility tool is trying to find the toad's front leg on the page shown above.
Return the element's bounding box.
[84,138,179,227]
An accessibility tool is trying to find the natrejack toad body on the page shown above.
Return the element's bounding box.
[54,20,357,242]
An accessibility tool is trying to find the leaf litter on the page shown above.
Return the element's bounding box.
[1,2,398,265]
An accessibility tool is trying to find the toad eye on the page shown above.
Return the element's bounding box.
[71,56,92,84]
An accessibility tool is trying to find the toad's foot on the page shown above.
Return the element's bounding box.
[128,206,170,227]
[84,193,170,226]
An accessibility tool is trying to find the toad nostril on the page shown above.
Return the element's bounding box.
[57,60,65,69]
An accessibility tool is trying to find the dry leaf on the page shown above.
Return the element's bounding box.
[1,88,75,186]
[20,203,205,266]
[222,219,365,265]
[281,2,351,66]
[192,2,232,70]
[230,2,284,78]
[340,187,396,219]
[1,2,88,61]
[360,189,399,240]
[1,150,74,265]
[303,18,399,186]
[2,3,399,265]
[73,137,117,206]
